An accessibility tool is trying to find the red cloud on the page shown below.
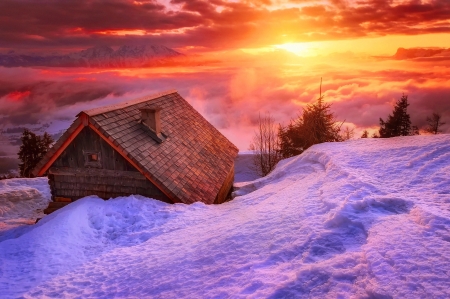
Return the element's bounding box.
[6,90,31,101]
[1,51,450,160]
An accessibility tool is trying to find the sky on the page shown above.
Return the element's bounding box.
[1,0,450,173]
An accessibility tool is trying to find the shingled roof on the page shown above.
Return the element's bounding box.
[33,90,239,204]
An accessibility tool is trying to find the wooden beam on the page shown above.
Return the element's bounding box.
[87,122,179,204]
[80,112,89,126]
[49,167,148,180]
[36,122,85,176]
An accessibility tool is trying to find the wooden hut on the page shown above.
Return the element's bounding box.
[32,90,238,213]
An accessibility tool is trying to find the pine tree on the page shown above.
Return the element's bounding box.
[278,80,343,157]
[18,129,54,177]
[379,94,414,137]
[40,132,53,154]
[278,122,303,158]
[361,130,369,138]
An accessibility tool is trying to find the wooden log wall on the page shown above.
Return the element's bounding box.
[52,126,137,172]
[48,167,171,203]
[214,164,235,204]
[49,126,172,203]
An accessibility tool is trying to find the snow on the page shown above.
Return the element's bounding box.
[234,151,262,183]
[1,135,450,298]
[0,177,51,242]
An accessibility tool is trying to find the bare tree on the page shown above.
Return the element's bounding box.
[249,113,281,176]
[341,126,354,141]
[361,130,369,138]
[425,112,446,134]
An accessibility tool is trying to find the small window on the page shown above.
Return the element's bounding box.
[83,150,101,168]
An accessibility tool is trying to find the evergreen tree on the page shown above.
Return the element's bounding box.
[278,90,342,158]
[278,123,303,158]
[361,130,369,138]
[40,132,53,154]
[18,129,53,177]
[379,94,414,137]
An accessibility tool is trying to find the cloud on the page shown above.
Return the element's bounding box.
[392,47,450,60]
[1,0,450,52]
[1,50,450,158]
[0,79,119,125]
[0,157,19,175]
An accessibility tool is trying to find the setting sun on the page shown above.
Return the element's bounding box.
[274,42,317,57]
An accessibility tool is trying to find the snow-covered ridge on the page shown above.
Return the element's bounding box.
[0,45,184,68]
[0,135,449,298]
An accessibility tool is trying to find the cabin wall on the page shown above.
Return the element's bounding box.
[49,126,171,203]
[48,168,171,203]
[214,164,235,204]
[52,126,137,171]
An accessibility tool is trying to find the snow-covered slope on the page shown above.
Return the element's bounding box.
[0,135,449,298]
[0,177,50,242]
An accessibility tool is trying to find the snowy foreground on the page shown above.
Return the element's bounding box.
[1,135,450,298]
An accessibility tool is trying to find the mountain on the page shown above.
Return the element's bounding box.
[393,47,450,60]
[0,45,184,68]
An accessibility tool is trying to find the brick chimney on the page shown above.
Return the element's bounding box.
[140,107,161,135]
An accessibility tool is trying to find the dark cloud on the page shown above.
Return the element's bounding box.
[0,0,203,50]
[170,0,217,15]
[0,157,19,174]
[0,0,449,51]
[1,127,27,134]
[0,80,118,125]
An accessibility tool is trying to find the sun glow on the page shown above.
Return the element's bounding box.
[273,33,450,57]
[274,43,317,57]
[93,28,192,36]
[241,43,319,57]
[95,30,147,36]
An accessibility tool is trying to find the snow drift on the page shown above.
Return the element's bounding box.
[1,135,449,298]
[0,177,50,241]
